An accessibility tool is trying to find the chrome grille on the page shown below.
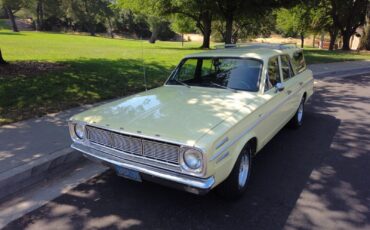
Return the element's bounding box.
[85,126,179,164]
[142,140,179,163]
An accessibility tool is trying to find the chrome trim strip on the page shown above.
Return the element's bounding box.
[215,137,229,150]
[72,143,215,190]
[210,78,314,161]
[216,151,230,164]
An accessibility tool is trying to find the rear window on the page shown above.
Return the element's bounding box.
[292,51,306,74]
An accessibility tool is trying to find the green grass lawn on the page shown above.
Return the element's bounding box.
[0,30,203,124]
[304,47,370,64]
[1,30,369,125]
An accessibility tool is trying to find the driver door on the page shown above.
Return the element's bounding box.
[257,56,287,147]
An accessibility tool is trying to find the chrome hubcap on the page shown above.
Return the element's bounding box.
[297,102,304,123]
[238,153,250,188]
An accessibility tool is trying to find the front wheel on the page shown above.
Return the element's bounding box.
[289,97,305,128]
[216,143,253,199]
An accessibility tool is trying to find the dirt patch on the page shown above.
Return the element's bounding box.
[0,61,68,78]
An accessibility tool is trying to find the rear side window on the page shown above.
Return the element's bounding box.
[292,51,306,74]
[265,57,281,91]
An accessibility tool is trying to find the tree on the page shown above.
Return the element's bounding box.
[60,0,112,36]
[215,0,293,44]
[23,0,61,31]
[170,0,213,48]
[118,0,166,43]
[118,0,214,48]
[1,0,23,32]
[171,14,196,46]
[329,0,368,50]
[213,11,275,42]
[276,4,311,48]
[358,2,370,50]
[309,1,332,48]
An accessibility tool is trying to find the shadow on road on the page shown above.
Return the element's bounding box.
[5,113,341,229]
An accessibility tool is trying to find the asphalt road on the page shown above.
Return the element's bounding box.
[5,74,370,230]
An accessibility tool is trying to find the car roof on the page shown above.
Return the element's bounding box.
[185,43,302,61]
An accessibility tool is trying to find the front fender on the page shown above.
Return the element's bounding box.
[208,131,257,187]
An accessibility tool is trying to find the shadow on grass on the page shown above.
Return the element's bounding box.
[0,31,25,36]
[0,58,173,125]
[156,46,209,51]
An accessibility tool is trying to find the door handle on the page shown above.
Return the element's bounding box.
[287,90,292,95]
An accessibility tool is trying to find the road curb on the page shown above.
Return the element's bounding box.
[0,147,82,201]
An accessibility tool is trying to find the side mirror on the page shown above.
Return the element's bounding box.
[275,82,285,92]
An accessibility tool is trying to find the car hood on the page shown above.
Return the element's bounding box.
[71,86,257,146]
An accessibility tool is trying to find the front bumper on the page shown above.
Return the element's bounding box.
[71,143,215,195]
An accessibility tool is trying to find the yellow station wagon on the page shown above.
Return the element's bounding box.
[69,43,314,198]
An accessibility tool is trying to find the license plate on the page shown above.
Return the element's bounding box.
[114,165,142,182]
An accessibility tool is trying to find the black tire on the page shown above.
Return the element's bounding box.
[289,96,305,129]
[216,143,253,200]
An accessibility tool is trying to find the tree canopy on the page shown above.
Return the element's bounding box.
[1,0,369,50]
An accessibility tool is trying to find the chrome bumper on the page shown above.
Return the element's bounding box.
[71,143,215,195]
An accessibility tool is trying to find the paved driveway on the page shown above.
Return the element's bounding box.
[5,74,370,230]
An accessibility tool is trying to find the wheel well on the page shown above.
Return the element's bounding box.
[248,137,257,155]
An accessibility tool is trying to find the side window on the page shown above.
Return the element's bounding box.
[280,55,294,81]
[177,59,197,81]
[265,57,281,91]
[292,51,306,74]
[201,59,213,77]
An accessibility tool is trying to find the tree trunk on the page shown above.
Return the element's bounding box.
[88,22,96,36]
[329,28,338,50]
[199,12,212,49]
[40,0,44,30]
[36,2,41,31]
[224,15,234,44]
[359,23,370,50]
[341,31,352,50]
[300,33,305,48]
[35,0,44,31]
[149,28,158,43]
[359,8,370,50]
[0,49,8,65]
[5,7,19,32]
[312,34,316,48]
[319,32,325,49]
[201,29,211,48]
[107,17,114,38]
[181,33,184,47]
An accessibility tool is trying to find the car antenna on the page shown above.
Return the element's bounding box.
[141,35,148,91]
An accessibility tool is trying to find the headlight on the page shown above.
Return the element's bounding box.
[74,123,85,139]
[182,149,203,172]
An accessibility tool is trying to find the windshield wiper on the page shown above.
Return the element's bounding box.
[173,78,190,88]
[210,82,237,92]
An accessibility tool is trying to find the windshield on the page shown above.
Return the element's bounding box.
[167,57,263,92]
